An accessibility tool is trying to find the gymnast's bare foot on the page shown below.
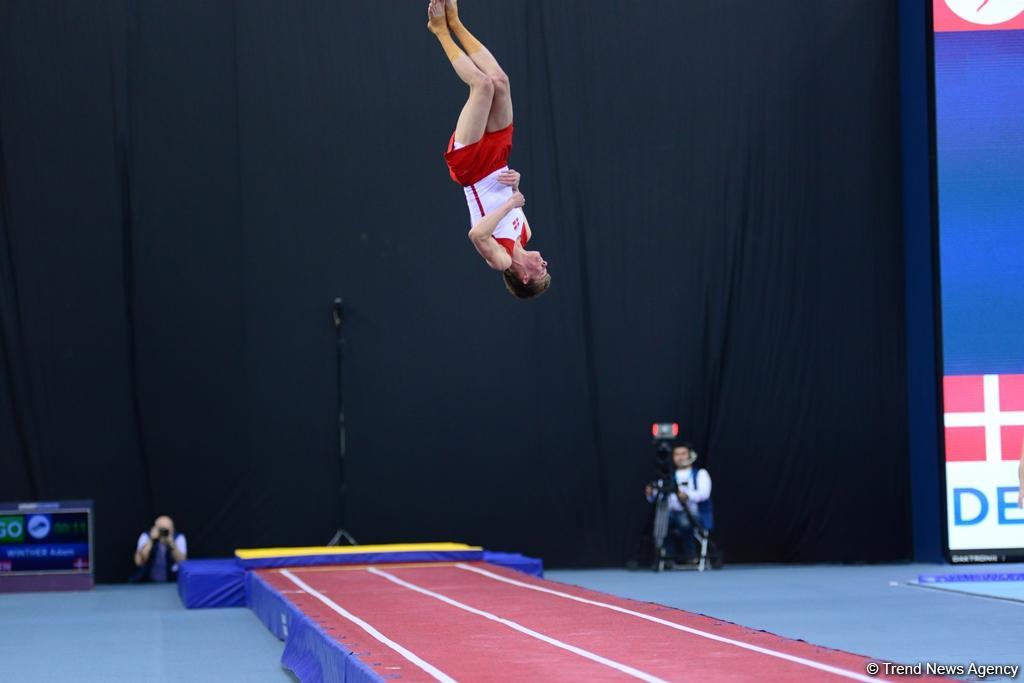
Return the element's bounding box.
[427,0,448,35]
[445,0,461,25]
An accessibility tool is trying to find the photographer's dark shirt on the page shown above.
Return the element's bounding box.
[136,532,187,581]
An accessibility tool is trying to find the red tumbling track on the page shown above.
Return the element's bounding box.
[258,562,941,682]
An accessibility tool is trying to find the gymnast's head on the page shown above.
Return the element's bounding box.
[503,250,551,300]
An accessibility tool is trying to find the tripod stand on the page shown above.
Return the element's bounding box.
[651,481,674,572]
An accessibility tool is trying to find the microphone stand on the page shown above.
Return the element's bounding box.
[327,298,357,547]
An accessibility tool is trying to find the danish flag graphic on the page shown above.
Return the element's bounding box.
[944,374,1024,463]
[934,0,1024,31]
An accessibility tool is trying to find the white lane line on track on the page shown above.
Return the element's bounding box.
[367,567,669,683]
[454,563,890,683]
[279,569,456,683]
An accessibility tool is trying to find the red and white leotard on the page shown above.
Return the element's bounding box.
[461,163,529,257]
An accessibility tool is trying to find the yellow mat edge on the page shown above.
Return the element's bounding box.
[235,542,482,559]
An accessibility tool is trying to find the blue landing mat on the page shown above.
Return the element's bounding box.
[178,559,247,609]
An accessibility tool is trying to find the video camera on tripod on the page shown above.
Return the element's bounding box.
[645,423,719,572]
[650,423,680,500]
[647,423,681,572]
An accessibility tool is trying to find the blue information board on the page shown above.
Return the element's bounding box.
[0,501,93,575]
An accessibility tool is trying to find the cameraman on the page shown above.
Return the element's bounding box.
[645,444,712,563]
[133,515,187,583]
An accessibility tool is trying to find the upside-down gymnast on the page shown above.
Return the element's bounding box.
[427,0,551,300]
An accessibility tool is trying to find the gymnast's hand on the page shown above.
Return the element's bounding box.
[507,191,526,209]
[498,169,521,190]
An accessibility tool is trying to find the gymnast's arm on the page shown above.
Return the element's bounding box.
[497,169,521,192]
[467,192,524,271]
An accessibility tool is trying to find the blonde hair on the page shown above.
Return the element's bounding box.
[502,270,552,300]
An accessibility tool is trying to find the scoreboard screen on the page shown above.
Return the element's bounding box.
[0,501,93,575]
[932,1,1024,561]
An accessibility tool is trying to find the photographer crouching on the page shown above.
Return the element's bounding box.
[132,515,187,583]
[645,443,713,567]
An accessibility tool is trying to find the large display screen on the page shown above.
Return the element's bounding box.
[0,501,93,575]
[933,1,1024,561]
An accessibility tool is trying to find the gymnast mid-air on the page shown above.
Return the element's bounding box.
[428,0,551,300]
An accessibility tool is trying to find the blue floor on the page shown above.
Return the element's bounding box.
[1,584,290,683]
[547,563,1024,672]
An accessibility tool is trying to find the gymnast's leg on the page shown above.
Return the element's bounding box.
[445,0,513,133]
[428,0,494,145]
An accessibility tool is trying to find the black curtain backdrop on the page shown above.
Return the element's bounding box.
[0,1,909,581]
